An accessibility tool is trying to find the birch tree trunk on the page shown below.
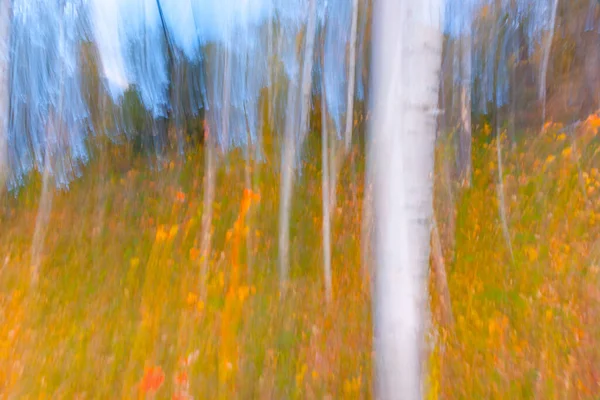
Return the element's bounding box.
[298,0,317,148]
[321,79,332,303]
[344,0,359,152]
[200,121,216,296]
[0,0,10,192]
[279,4,316,288]
[278,79,299,288]
[31,151,53,287]
[539,0,559,125]
[370,0,443,398]
[458,33,472,187]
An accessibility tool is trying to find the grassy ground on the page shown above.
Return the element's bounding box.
[0,132,370,399]
[1,115,600,398]
[432,116,600,399]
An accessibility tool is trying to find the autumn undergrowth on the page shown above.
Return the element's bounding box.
[0,131,370,399]
[2,113,600,398]
[431,114,600,399]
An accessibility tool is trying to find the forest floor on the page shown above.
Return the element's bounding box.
[1,115,600,398]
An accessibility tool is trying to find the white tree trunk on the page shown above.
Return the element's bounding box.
[31,138,54,287]
[243,104,255,276]
[459,34,472,187]
[0,0,10,190]
[200,122,216,296]
[298,0,317,147]
[278,4,316,289]
[344,0,359,152]
[278,79,299,287]
[431,216,454,327]
[329,133,338,211]
[370,0,443,398]
[539,0,558,124]
[496,126,514,262]
[321,79,332,303]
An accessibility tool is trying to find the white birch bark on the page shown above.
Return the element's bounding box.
[459,33,472,187]
[370,0,443,398]
[344,0,359,152]
[329,132,338,211]
[496,126,514,262]
[0,0,10,191]
[278,3,316,289]
[539,0,559,125]
[200,121,216,296]
[298,0,317,148]
[278,79,299,288]
[31,151,53,287]
[321,76,332,303]
[431,216,454,327]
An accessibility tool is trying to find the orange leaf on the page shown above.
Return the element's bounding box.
[141,366,164,393]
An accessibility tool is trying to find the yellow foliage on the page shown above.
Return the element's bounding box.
[295,363,307,387]
[525,246,539,262]
[155,226,168,242]
[169,225,179,239]
[482,123,491,136]
[186,292,197,306]
[585,113,600,129]
[196,300,204,313]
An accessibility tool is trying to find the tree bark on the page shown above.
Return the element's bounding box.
[298,0,317,148]
[31,142,54,287]
[321,79,332,303]
[278,79,299,288]
[344,0,359,152]
[431,217,454,327]
[459,33,472,187]
[0,0,10,192]
[200,121,216,296]
[539,0,559,125]
[370,0,443,398]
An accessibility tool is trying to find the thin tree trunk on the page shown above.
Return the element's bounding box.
[200,121,216,296]
[329,133,338,212]
[361,174,373,284]
[371,0,443,397]
[298,0,317,148]
[496,117,514,263]
[539,0,559,125]
[459,33,472,187]
[344,0,359,152]
[243,103,254,277]
[278,4,317,289]
[31,147,53,287]
[490,14,514,263]
[221,48,231,151]
[321,76,332,303]
[431,216,454,327]
[278,79,299,288]
[0,0,10,192]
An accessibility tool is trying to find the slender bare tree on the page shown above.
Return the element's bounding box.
[0,0,10,192]
[321,72,332,303]
[539,0,559,125]
[370,0,444,398]
[200,119,216,296]
[459,32,472,187]
[344,0,359,152]
[299,0,318,148]
[279,1,317,288]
